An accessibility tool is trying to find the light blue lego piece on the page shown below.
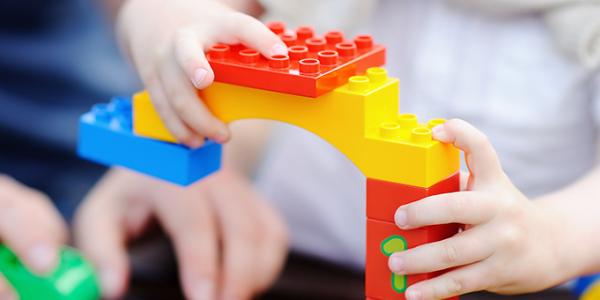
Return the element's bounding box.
[78,97,222,186]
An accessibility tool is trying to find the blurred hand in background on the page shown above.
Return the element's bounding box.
[74,166,288,300]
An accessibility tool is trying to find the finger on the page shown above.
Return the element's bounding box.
[158,49,230,143]
[225,13,287,57]
[0,176,67,275]
[134,46,203,148]
[388,228,493,275]
[210,174,260,299]
[74,170,130,299]
[405,262,494,300]
[432,119,504,185]
[0,275,17,300]
[249,191,289,293]
[209,169,288,298]
[395,191,497,229]
[152,182,218,300]
[173,28,215,90]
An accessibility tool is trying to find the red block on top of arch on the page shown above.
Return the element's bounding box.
[367,172,460,223]
[206,21,386,98]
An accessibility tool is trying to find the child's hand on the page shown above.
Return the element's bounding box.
[0,176,68,299]
[389,120,569,300]
[74,167,288,300]
[117,0,287,147]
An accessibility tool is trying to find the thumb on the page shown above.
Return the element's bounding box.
[432,119,504,185]
[0,176,67,275]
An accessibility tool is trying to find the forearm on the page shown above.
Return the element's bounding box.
[535,165,600,277]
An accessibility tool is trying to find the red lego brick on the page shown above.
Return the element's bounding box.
[366,218,460,300]
[367,173,460,223]
[206,22,386,98]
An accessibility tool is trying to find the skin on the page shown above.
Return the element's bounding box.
[390,120,600,300]
[0,176,68,300]
[114,0,286,147]
[74,164,288,300]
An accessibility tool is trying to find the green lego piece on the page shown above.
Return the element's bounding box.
[0,245,100,300]
[381,235,408,293]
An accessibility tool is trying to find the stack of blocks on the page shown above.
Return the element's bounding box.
[78,22,461,300]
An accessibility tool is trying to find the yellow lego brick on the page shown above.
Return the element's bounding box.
[132,92,177,143]
[132,68,460,187]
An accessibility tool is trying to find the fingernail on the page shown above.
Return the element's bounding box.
[432,125,449,141]
[191,280,214,300]
[28,244,56,274]
[395,208,408,228]
[389,255,405,275]
[100,267,122,298]
[192,68,208,89]
[270,43,288,57]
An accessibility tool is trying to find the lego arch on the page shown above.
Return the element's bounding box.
[133,67,459,188]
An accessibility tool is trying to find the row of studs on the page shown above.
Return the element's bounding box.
[209,44,354,75]
[347,68,446,144]
[267,21,374,50]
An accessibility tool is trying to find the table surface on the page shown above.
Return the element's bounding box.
[123,237,577,300]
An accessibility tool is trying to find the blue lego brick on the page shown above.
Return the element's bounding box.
[575,274,600,298]
[77,97,222,186]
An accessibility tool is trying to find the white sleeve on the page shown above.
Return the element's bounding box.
[594,72,600,128]
[259,0,378,33]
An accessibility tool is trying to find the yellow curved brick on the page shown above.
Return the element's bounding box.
[132,68,459,187]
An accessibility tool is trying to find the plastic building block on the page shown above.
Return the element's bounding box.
[133,91,178,143]
[366,218,459,300]
[78,97,222,186]
[575,275,600,300]
[133,68,460,187]
[206,22,386,98]
[0,245,100,300]
[367,173,460,222]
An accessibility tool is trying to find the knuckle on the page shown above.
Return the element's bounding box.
[441,241,460,265]
[472,132,491,149]
[449,194,469,215]
[445,276,466,296]
[497,225,525,248]
[168,92,188,113]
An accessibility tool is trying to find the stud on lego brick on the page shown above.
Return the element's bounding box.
[206,21,386,97]
[0,244,100,300]
[78,97,222,186]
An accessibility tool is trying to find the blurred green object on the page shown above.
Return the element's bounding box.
[0,245,100,300]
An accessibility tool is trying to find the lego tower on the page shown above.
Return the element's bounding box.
[78,22,461,300]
